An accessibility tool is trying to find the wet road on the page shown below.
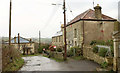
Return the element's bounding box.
[19,55,100,71]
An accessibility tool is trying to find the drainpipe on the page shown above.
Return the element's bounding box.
[18,33,20,49]
[81,21,85,55]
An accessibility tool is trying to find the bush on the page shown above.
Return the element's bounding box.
[38,44,51,53]
[90,40,97,45]
[101,62,108,68]
[93,46,98,53]
[38,46,43,53]
[2,45,24,71]
[99,48,108,57]
[57,48,62,52]
[67,51,73,57]
[67,46,81,57]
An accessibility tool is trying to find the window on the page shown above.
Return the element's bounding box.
[74,29,77,38]
[75,41,77,46]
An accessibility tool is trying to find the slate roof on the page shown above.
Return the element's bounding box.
[5,37,34,44]
[68,9,116,25]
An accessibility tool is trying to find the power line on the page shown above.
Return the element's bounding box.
[67,3,74,17]
[40,3,61,31]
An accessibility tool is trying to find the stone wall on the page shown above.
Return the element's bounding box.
[66,21,83,49]
[83,46,113,65]
[84,21,115,45]
[64,20,115,50]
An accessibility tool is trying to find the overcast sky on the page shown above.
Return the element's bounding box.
[0,0,119,38]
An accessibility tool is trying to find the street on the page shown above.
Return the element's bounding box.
[19,55,100,71]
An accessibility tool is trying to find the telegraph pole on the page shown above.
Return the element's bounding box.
[9,0,12,46]
[63,0,67,60]
[39,31,41,49]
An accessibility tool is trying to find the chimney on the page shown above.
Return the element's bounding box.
[94,4,102,19]
[14,36,16,43]
[18,33,20,44]
[61,24,64,31]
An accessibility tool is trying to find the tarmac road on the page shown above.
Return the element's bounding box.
[19,55,100,71]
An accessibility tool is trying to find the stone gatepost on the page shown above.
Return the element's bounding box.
[113,33,120,73]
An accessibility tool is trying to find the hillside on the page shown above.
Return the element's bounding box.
[31,38,52,44]
[1,37,52,44]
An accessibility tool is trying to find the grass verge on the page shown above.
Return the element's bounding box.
[42,54,64,62]
[72,56,85,60]
[22,53,41,57]
[3,58,24,71]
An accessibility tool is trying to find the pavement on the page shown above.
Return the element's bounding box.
[19,55,100,71]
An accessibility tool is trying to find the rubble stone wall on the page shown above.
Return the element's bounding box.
[83,46,113,65]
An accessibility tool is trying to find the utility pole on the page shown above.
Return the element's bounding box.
[93,0,95,8]
[39,31,41,49]
[9,0,12,46]
[63,0,67,60]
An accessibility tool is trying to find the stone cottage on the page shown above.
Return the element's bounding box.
[63,4,118,50]
[52,24,64,48]
[5,33,35,55]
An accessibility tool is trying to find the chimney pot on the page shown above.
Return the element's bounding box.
[94,4,102,19]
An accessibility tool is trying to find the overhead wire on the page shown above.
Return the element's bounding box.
[67,3,74,18]
[40,0,62,31]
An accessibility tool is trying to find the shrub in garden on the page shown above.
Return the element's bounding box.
[90,40,97,45]
[67,50,73,57]
[38,44,51,53]
[99,48,108,57]
[2,45,24,71]
[93,46,98,53]
[57,48,62,52]
[38,46,43,53]
[97,40,106,45]
[101,62,108,68]
[67,46,81,57]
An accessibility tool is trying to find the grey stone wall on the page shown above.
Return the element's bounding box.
[52,36,63,47]
[66,21,83,49]
[84,21,114,45]
[65,20,115,49]
[83,46,113,65]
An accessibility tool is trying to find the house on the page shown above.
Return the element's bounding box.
[63,4,118,50]
[52,24,64,48]
[4,33,35,55]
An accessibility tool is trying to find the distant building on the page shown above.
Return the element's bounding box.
[52,25,64,48]
[4,33,35,55]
